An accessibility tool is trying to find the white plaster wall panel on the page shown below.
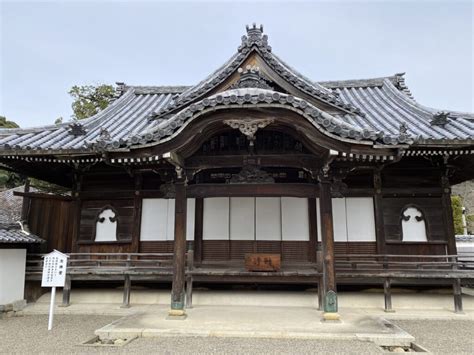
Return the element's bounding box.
[256,197,281,241]
[281,197,309,241]
[140,199,168,241]
[332,198,348,242]
[402,207,428,242]
[230,197,255,240]
[0,249,26,305]
[166,199,176,241]
[203,197,230,240]
[186,198,196,241]
[346,197,376,242]
[95,208,117,242]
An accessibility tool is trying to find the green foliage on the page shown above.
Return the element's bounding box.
[54,117,63,125]
[0,115,19,128]
[466,214,474,234]
[69,84,115,120]
[0,169,25,189]
[451,195,464,235]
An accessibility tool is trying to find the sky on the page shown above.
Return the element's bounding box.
[1,0,473,128]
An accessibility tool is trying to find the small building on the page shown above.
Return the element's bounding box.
[0,25,473,316]
[0,187,44,314]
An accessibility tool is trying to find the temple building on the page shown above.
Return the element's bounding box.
[0,24,473,319]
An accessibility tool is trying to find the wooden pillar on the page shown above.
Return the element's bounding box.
[60,275,71,307]
[169,179,187,317]
[21,179,30,221]
[373,168,386,255]
[121,275,131,308]
[194,198,203,265]
[453,278,463,313]
[319,179,339,319]
[383,278,394,312]
[441,176,457,255]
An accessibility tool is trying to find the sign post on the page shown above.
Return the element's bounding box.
[41,250,69,330]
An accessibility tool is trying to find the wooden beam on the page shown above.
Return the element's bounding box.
[383,278,393,312]
[121,275,131,308]
[188,183,318,198]
[163,151,184,169]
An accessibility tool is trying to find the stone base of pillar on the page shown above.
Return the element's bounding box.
[322,312,341,322]
[167,309,187,320]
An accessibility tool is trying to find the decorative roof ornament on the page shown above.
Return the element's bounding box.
[230,65,272,90]
[224,118,274,146]
[68,122,86,137]
[115,82,127,98]
[399,122,408,135]
[99,128,112,141]
[229,165,275,184]
[238,23,271,53]
[394,73,414,99]
[431,111,451,126]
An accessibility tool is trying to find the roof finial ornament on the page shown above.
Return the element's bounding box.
[230,65,272,90]
[68,122,86,137]
[239,23,271,53]
[99,127,112,141]
[399,122,408,135]
[431,111,451,127]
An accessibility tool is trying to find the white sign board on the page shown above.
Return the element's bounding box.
[41,250,68,287]
[41,250,69,330]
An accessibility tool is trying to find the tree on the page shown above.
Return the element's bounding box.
[451,195,464,235]
[69,84,115,120]
[54,117,63,125]
[0,115,19,128]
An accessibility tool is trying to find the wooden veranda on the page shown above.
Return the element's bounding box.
[26,251,474,313]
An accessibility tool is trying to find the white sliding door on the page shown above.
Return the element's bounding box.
[203,197,230,240]
[256,197,281,241]
[346,197,376,242]
[140,198,195,241]
[281,197,309,241]
[230,197,255,240]
[332,198,348,242]
[315,197,376,242]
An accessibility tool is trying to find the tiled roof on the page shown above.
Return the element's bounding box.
[0,224,44,244]
[0,25,472,155]
[0,186,27,224]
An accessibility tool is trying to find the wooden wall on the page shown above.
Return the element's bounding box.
[76,199,136,253]
[27,197,74,253]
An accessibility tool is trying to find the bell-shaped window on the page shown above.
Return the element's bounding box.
[95,208,117,242]
[401,206,427,242]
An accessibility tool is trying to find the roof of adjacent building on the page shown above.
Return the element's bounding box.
[0,186,44,244]
[0,24,472,155]
[0,224,44,244]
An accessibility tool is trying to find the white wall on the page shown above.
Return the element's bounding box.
[0,249,26,305]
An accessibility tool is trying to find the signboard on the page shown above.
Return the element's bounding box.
[41,250,69,330]
[41,250,68,287]
[245,253,281,272]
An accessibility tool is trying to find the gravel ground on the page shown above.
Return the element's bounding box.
[0,315,473,354]
[392,319,474,355]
